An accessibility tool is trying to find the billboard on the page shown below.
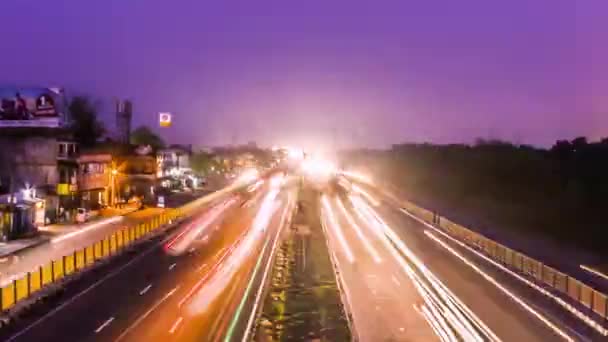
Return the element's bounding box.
[0,87,66,128]
[159,112,172,127]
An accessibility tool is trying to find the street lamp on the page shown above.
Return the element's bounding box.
[111,169,118,207]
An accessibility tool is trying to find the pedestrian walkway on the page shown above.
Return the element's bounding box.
[0,237,49,259]
[0,205,140,259]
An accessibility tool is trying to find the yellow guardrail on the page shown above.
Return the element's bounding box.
[401,198,608,322]
[0,209,182,312]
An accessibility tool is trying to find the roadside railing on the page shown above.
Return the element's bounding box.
[0,208,182,312]
[399,199,608,329]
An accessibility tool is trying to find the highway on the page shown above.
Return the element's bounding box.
[0,190,212,286]
[321,177,590,341]
[0,208,163,285]
[2,174,296,342]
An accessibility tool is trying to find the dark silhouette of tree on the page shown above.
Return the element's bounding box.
[130,126,165,149]
[69,96,105,147]
[190,151,217,175]
[349,136,608,254]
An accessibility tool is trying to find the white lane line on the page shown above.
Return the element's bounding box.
[168,316,184,334]
[5,229,176,342]
[196,263,207,273]
[241,192,294,342]
[95,317,115,333]
[139,284,152,295]
[115,286,180,341]
[424,230,575,342]
[400,207,601,338]
[580,264,608,282]
[392,275,401,287]
[169,263,177,271]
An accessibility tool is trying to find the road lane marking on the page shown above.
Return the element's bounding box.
[95,317,115,333]
[5,229,175,342]
[399,206,600,338]
[169,316,184,334]
[139,284,152,295]
[580,264,608,281]
[424,230,575,341]
[169,263,177,271]
[392,275,401,286]
[115,286,180,341]
[241,198,293,342]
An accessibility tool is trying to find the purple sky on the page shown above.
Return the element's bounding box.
[1,0,606,149]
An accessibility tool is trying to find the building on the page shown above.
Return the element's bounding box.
[156,145,192,178]
[77,152,112,210]
[113,145,157,204]
[0,87,74,237]
[115,99,132,144]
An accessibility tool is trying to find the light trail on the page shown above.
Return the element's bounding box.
[240,190,295,342]
[424,230,575,342]
[349,195,500,342]
[400,207,607,338]
[580,264,608,282]
[320,195,355,263]
[335,198,382,263]
[186,189,280,315]
[165,196,238,255]
[352,183,380,206]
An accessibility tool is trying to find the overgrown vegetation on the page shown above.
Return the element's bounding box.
[346,137,608,255]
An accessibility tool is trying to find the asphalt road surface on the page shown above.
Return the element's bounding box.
[0,189,213,286]
[326,177,600,341]
[3,175,296,342]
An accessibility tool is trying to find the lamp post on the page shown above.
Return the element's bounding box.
[111,169,118,207]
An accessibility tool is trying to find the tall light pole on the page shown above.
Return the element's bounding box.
[111,168,118,207]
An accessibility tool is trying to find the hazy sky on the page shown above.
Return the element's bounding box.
[0,1,606,149]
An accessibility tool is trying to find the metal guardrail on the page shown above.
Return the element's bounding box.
[399,199,608,323]
[0,208,182,312]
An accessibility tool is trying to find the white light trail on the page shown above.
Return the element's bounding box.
[352,184,380,206]
[186,189,280,314]
[400,207,605,338]
[349,196,500,342]
[424,230,575,342]
[320,195,355,263]
[165,197,238,255]
[335,198,382,263]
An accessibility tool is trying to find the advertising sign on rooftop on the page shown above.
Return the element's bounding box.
[159,112,172,127]
[0,87,66,128]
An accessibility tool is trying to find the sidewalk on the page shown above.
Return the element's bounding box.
[0,237,50,259]
[0,205,139,259]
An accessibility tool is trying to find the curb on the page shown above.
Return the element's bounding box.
[0,238,51,259]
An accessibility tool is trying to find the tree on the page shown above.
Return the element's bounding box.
[130,126,165,149]
[190,151,217,175]
[69,96,105,147]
